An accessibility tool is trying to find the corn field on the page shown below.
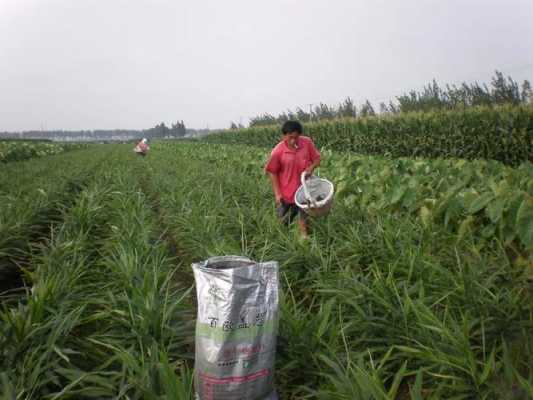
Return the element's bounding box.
[1,141,532,399]
[206,105,533,166]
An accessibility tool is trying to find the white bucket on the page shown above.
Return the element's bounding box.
[295,172,334,217]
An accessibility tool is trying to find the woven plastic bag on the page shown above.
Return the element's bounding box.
[192,256,279,400]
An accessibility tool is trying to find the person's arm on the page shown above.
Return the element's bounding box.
[265,150,282,205]
[304,139,321,176]
[268,172,283,205]
[304,158,320,177]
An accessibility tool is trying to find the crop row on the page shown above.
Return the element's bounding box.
[0,141,88,163]
[1,147,194,399]
[0,148,112,297]
[205,105,533,166]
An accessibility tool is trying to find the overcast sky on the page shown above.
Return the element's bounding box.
[1,0,532,131]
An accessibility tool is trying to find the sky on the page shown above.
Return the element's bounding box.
[1,0,532,131]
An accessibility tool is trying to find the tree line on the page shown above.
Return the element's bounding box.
[244,71,532,127]
[0,120,189,142]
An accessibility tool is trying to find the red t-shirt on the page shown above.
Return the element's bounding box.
[265,136,320,204]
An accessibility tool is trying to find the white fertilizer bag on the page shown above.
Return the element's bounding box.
[192,256,279,400]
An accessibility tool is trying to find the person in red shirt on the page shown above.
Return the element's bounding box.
[264,121,321,238]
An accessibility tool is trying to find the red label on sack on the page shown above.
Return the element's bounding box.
[200,369,270,384]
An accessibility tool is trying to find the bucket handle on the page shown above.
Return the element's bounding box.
[301,172,318,208]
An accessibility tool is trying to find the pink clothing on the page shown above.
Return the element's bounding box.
[265,136,320,204]
[138,142,148,152]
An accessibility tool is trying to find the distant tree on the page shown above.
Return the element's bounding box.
[249,113,277,127]
[491,71,521,105]
[295,107,311,122]
[313,103,335,120]
[396,90,419,113]
[145,122,169,139]
[161,122,170,136]
[466,82,492,107]
[171,120,186,137]
[521,80,532,103]
[244,70,531,127]
[379,102,389,114]
[359,100,376,117]
[388,101,399,114]
[277,112,290,124]
[287,110,297,121]
[338,97,357,118]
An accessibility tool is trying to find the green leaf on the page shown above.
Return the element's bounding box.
[410,370,424,400]
[316,299,334,339]
[402,188,418,210]
[485,197,505,223]
[457,216,475,242]
[481,225,496,239]
[467,193,494,214]
[479,347,496,385]
[506,192,525,226]
[390,185,406,205]
[444,198,463,227]
[516,196,533,249]
[419,206,432,227]
[344,194,358,207]
[388,361,408,398]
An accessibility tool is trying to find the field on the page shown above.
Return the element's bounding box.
[206,105,533,166]
[1,141,532,399]
[0,140,87,163]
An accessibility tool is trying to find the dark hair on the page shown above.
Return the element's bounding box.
[281,120,303,135]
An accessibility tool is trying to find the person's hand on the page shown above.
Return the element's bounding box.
[275,193,282,206]
[304,166,314,177]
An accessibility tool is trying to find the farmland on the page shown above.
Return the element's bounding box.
[0,141,87,163]
[1,140,532,399]
[206,105,533,166]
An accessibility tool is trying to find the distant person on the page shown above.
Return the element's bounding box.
[264,120,321,238]
[134,138,149,156]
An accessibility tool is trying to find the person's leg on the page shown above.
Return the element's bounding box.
[286,204,299,225]
[278,203,309,238]
[296,207,309,238]
[297,218,309,238]
[276,201,291,225]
